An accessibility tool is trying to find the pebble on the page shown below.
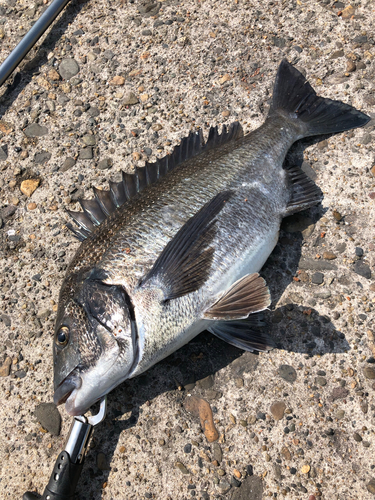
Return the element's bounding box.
[301,464,310,474]
[20,179,40,197]
[37,308,51,320]
[278,365,297,383]
[24,124,48,137]
[212,442,222,463]
[281,446,292,460]
[48,68,60,81]
[34,151,51,164]
[97,158,112,170]
[82,134,96,146]
[231,475,263,500]
[273,464,281,480]
[102,49,115,60]
[184,396,219,442]
[315,376,327,387]
[353,261,371,279]
[34,403,61,436]
[79,148,93,160]
[346,60,356,73]
[184,443,192,453]
[311,272,324,285]
[363,367,375,380]
[330,49,344,59]
[360,134,372,145]
[299,258,336,271]
[59,58,80,80]
[322,251,336,260]
[109,76,125,85]
[332,210,342,221]
[367,479,375,494]
[353,432,362,442]
[0,357,11,377]
[196,374,214,389]
[218,480,231,494]
[270,401,286,420]
[230,476,241,487]
[123,92,139,106]
[235,377,244,388]
[329,387,349,401]
[219,74,231,84]
[355,247,364,257]
[341,4,355,19]
[0,144,8,160]
[233,469,241,479]
[175,462,189,474]
[61,157,76,172]
[88,106,100,117]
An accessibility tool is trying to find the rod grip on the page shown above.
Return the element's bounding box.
[23,451,83,500]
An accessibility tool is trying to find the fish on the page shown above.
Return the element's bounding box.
[53,59,370,416]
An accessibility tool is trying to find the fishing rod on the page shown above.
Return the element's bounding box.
[0,0,72,88]
[23,396,107,500]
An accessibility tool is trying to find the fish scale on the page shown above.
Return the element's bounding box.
[53,60,370,417]
[97,119,293,288]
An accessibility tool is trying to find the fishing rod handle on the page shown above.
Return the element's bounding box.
[22,418,93,500]
[23,451,83,500]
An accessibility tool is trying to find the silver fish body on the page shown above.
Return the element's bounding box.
[53,60,370,416]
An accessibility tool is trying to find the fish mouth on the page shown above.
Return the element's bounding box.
[53,373,82,408]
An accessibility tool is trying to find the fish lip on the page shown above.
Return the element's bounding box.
[53,372,82,407]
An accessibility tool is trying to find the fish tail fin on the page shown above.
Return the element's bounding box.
[269,59,370,137]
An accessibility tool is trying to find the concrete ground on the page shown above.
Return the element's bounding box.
[0,0,374,499]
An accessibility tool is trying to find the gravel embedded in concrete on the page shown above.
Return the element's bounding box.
[0,0,374,499]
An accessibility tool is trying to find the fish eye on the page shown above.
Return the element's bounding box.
[56,326,69,347]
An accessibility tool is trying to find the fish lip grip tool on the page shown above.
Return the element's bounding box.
[23,396,107,500]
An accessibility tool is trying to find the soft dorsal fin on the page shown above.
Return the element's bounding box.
[66,122,243,241]
[283,164,323,216]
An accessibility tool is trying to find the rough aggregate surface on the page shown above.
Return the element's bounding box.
[0,0,375,499]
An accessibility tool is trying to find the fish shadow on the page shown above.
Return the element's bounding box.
[76,169,350,498]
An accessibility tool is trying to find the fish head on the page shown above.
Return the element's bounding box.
[53,276,136,416]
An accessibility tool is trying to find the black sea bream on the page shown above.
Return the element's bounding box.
[53,60,370,416]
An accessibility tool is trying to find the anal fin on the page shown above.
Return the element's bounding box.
[204,273,271,320]
[207,313,275,352]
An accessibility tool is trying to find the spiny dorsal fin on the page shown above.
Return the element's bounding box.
[66,123,243,240]
[139,191,233,301]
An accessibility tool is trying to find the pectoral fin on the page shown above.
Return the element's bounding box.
[204,273,271,320]
[207,313,275,352]
[141,191,233,301]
